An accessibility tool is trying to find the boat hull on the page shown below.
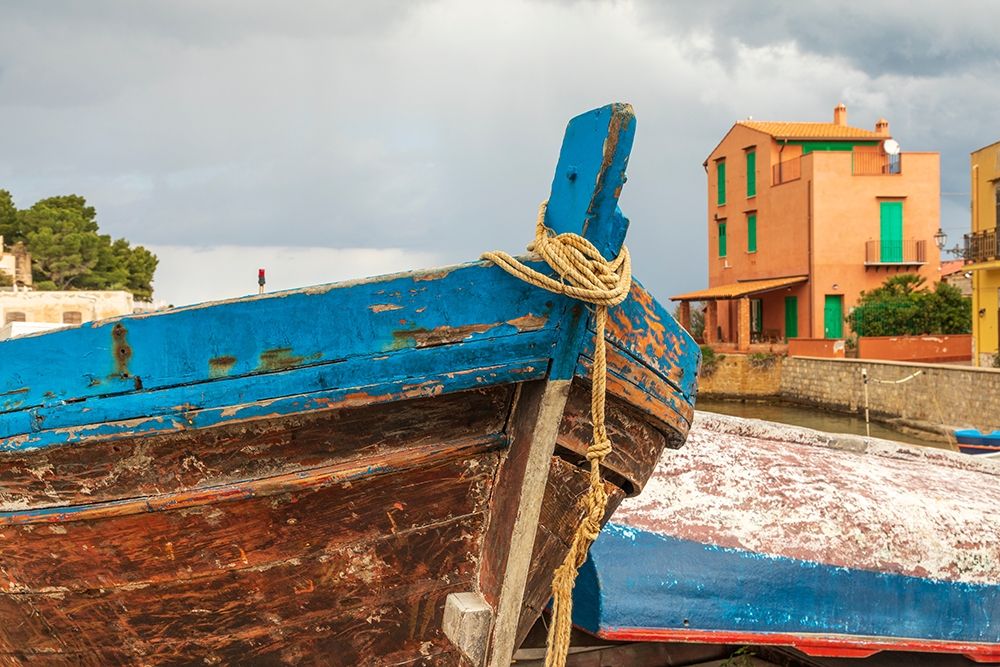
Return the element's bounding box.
[0,102,701,665]
[572,413,1000,663]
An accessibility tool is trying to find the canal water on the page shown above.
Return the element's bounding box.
[695,398,951,449]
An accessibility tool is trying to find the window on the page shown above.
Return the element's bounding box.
[4,312,25,324]
[716,160,726,205]
[718,220,727,257]
[62,311,82,325]
[746,150,756,197]
[747,213,757,253]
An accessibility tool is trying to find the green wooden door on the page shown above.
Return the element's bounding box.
[824,295,843,339]
[784,296,798,339]
[880,201,903,262]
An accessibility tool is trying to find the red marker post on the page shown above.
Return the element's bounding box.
[258,268,266,295]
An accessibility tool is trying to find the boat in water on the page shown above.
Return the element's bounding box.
[0,104,700,665]
[569,412,1000,665]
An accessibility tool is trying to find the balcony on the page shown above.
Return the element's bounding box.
[852,151,901,175]
[772,157,801,185]
[965,227,998,264]
[864,239,927,268]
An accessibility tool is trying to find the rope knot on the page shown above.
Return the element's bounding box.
[586,437,612,462]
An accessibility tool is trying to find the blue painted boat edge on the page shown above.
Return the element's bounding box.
[573,522,1000,646]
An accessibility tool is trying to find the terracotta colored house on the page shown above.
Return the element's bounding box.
[673,104,941,350]
[967,141,1000,366]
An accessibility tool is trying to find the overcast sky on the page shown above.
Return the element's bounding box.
[1,1,998,306]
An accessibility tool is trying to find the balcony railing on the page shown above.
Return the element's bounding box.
[772,157,801,185]
[965,227,998,264]
[864,239,926,266]
[852,151,901,175]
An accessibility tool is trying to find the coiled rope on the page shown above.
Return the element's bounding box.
[481,201,631,667]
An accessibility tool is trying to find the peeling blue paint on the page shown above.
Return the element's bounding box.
[574,522,1000,644]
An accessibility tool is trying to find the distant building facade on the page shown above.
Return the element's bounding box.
[0,238,33,288]
[967,141,1000,366]
[0,239,139,339]
[0,290,135,328]
[673,104,941,350]
[940,259,973,297]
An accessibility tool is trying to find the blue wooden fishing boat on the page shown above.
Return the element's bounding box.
[0,104,699,665]
[568,413,1000,665]
[955,428,1000,456]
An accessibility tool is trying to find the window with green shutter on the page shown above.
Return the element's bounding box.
[718,221,727,257]
[746,150,756,197]
[747,213,757,253]
[716,160,726,205]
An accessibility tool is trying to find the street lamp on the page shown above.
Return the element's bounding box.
[933,228,948,250]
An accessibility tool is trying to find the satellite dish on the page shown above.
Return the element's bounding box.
[883,139,900,156]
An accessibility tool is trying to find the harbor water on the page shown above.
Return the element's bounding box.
[695,398,951,449]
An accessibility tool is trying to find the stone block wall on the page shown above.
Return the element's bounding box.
[780,357,1000,431]
[697,353,783,398]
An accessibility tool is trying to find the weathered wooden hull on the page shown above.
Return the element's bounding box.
[0,104,700,665]
[571,413,1000,664]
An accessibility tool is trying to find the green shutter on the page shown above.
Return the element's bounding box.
[718,222,727,257]
[824,295,844,339]
[746,151,756,197]
[879,201,903,262]
[747,213,757,253]
[798,140,878,154]
[784,296,798,339]
[716,161,726,205]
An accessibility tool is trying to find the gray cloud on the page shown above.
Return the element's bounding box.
[634,0,1000,77]
[0,0,996,304]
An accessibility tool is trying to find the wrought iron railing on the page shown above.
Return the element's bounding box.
[864,239,926,265]
[965,227,998,264]
[852,151,901,175]
[772,157,801,185]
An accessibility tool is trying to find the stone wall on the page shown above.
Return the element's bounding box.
[697,353,783,398]
[780,357,1000,432]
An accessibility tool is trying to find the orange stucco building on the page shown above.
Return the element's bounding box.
[674,104,941,350]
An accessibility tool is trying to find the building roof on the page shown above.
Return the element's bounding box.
[737,120,884,141]
[671,275,808,301]
[940,259,966,277]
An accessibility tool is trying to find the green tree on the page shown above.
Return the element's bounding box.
[847,273,971,336]
[6,192,157,298]
[0,190,16,242]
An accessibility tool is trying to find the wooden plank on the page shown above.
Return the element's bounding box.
[545,103,635,260]
[0,453,499,590]
[576,346,693,443]
[513,457,626,649]
[599,280,700,401]
[0,386,511,509]
[484,380,571,667]
[0,259,561,417]
[0,451,500,664]
[555,382,670,496]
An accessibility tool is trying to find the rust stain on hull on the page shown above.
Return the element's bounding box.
[208,355,237,377]
[257,348,321,372]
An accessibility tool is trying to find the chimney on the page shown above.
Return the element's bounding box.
[875,117,890,136]
[833,103,847,126]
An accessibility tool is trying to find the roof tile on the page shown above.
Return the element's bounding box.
[738,121,884,140]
